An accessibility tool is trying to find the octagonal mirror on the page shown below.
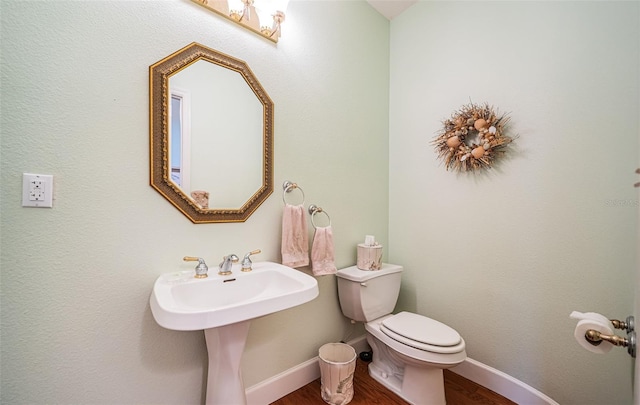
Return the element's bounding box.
[150,43,274,223]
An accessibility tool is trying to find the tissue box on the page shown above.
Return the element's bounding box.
[357,244,382,271]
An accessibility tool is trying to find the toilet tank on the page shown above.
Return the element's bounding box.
[336,264,403,322]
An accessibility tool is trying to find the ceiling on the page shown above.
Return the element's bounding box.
[366,0,417,20]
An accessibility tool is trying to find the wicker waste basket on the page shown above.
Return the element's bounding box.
[318,343,357,405]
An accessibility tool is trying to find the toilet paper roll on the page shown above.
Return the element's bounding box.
[573,318,614,354]
[569,310,611,326]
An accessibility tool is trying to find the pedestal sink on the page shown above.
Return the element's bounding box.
[150,261,319,404]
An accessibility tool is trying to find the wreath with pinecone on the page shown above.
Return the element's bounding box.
[433,102,514,172]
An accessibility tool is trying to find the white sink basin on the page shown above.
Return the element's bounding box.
[150,261,319,331]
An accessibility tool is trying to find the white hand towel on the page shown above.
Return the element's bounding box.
[311,226,337,276]
[281,204,309,268]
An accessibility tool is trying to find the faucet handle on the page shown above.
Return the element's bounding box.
[183,256,208,279]
[241,249,261,272]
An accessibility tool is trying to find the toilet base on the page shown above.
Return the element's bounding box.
[366,330,449,405]
[368,361,446,405]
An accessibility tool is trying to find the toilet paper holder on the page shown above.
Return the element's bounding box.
[585,316,636,358]
[610,316,634,333]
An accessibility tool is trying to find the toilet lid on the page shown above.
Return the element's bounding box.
[381,312,461,348]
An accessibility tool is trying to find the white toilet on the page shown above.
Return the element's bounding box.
[336,263,466,405]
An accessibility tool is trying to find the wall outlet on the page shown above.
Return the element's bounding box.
[22,173,53,208]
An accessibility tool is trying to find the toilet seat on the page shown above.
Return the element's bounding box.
[365,314,466,366]
[381,312,463,354]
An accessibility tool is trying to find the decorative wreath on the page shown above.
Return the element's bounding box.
[432,102,514,172]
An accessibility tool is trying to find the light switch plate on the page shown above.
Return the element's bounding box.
[22,173,53,208]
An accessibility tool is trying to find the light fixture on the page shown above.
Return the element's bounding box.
[191,0,290,43]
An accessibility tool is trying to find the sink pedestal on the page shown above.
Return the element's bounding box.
[204,320,251,405]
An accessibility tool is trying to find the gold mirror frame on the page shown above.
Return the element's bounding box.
[150,42,274,223]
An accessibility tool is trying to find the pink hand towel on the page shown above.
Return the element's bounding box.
[281,204,309,268]
[311,226,337,276]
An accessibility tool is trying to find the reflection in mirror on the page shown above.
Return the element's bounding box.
[169,60,263,208]
[150,43,274,223]
[170,91,190,190]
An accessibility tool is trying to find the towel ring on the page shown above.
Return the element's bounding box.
[309,204,331,229]
[282,180,305,205]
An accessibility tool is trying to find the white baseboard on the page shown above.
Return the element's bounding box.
[245,335,558,405]
[245,356,321,405]
[450,357,559,405]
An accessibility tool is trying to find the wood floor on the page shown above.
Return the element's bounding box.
[271,358,516,405]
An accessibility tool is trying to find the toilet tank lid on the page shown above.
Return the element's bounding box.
[336,263,403,282]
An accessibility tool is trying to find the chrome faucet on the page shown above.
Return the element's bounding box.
[183,256,209,278]
[241,249,261,272]
[218,254,239,276]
